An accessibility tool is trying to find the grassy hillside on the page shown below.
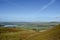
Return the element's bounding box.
[26,24,60,40]
[0,24,60,40]
[0,27,38,40]
[0,27,25,33]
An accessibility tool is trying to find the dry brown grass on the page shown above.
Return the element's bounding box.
[26,24,60,40]
[0,24,60,40]
[0,27,37,40]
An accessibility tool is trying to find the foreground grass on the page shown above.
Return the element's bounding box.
[0,28,38,40]
[0,24,60,40]
[26,24,60,40]
[0,32,21,40]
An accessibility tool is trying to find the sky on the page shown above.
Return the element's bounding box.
[0,0,60,22]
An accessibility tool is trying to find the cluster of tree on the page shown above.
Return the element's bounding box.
[32,28,40,32]
[0,25,4,27]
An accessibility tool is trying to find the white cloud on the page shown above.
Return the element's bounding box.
[38,0,56,13]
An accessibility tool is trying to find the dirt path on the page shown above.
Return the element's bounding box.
[24,32,40,40]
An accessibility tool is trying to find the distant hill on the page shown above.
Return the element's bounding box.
[0,22,30,25]
[0,22,60,25]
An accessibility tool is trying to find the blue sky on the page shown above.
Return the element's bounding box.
[0,0,60,22]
